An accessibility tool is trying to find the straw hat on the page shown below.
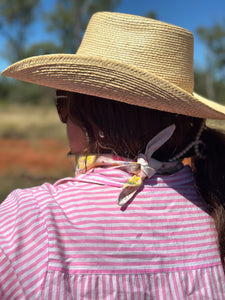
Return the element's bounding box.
[2,12,225,119]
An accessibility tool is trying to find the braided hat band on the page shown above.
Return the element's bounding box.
[2,12,225,119]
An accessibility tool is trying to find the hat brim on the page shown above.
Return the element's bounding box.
[2,54,225,119]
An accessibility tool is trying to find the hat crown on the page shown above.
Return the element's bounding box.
[77,12,194,93]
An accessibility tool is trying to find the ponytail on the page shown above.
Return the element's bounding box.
[193,126,225,269]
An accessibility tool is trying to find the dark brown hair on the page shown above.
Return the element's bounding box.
[66,91,201,158]
[65,90,225,269]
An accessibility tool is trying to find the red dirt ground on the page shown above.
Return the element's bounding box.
[0,138,72,174]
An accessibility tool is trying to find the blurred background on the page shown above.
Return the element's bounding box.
[0,0,225,202]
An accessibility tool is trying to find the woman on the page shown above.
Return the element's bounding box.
[1,11,225,299]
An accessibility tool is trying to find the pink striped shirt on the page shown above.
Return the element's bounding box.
[0,166,224,299]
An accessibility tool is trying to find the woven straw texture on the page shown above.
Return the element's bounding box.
[2,12,225,119]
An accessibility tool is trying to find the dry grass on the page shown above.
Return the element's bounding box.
[206,119,225,132]
[0,103,67,140]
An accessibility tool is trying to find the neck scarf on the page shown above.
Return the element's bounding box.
[69,124,182,206]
